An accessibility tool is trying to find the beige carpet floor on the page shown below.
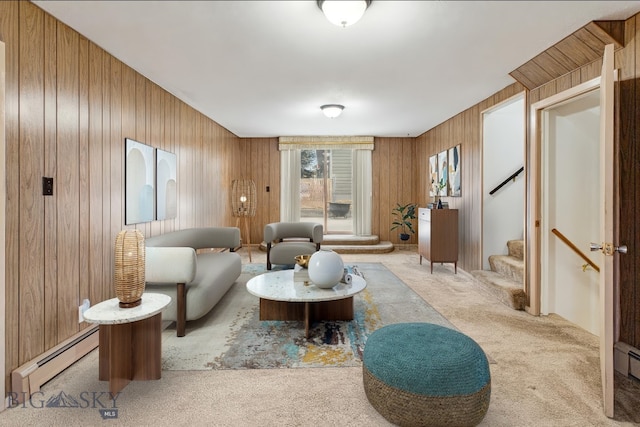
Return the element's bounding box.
[1,248,638,426]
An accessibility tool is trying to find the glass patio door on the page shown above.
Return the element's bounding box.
[299,149,352,234]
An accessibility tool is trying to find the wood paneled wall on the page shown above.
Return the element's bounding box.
[616,15,640,351]
[0,1,241,386]
[372,138,417,244]
[237,138,281,243]
[416,83,526,272]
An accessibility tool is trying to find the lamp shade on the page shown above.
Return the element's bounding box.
[231,179,257,217]
[318,0,370,27]
[321,104,344,118]
[114,229,146,308]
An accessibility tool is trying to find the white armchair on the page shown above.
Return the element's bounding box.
[264,222,323,270]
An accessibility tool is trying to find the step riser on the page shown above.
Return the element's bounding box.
[471,271,526,310]
[258,240,394,254]
[507,240,524,260]
[489,256,524,284]
[324,245,394,254]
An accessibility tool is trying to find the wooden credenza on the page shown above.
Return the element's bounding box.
[418,208,459,273]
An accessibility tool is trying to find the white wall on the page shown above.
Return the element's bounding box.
[542,89,601,335]
[482,94,525,269]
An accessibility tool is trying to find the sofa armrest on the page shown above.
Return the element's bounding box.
[145,247,197,284]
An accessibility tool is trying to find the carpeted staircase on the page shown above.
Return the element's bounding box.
[470,240,526,310]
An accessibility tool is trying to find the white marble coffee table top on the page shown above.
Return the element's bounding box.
[246,269,366,303]
[83,293,171,325]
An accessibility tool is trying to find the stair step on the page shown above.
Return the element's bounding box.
[489,255,524,284]
[258,236,394,254]
[470,270,526,310]
[322,234,380,246]
[507,240,524,260]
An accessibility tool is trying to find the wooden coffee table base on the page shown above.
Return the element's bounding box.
[98,313,162,395]
[259,297,354,338]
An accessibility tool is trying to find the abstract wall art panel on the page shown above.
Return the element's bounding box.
[125,138,155,224]
[437,150,448,196]
[448,144,461,197]
[156,148,177,220]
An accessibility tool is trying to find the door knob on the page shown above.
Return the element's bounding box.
[590,243,628,255]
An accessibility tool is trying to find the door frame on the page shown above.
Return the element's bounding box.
[528,45,618,418]
[0,40,6,412]
[528,76,602,315]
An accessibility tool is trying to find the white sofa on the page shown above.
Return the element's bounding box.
[145,227,241,337]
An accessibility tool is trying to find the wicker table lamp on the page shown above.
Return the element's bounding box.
[231,179,256,261]
[114,229,146,308]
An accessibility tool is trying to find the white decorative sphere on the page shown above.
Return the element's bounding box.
[308,249,344,289]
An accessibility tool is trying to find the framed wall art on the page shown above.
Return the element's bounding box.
[125,138,155,225]
[437,150,448,196]
[156,148,177,220]
[448,144,461,197]
[429,154,438,196]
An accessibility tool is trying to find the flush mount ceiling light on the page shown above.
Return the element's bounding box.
[317,0,371,28]
[321,104,344,118]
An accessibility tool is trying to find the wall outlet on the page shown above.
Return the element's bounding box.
[78,299,90,323]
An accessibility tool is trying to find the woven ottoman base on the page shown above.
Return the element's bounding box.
[363,323,491,427]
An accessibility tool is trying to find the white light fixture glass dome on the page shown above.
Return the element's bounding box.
[317,0,370,28]
[321,104,344,118]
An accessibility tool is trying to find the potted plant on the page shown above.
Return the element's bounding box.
[391,203,417,241]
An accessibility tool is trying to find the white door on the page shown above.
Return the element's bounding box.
[596,43,615,418]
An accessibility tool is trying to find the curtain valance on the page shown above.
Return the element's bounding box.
[278,136,374,151]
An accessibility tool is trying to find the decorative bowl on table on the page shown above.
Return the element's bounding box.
[294,254,312,269]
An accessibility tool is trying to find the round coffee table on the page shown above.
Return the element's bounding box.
[246,269,366,338]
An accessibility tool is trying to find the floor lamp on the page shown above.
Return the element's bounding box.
[231,179,256,262]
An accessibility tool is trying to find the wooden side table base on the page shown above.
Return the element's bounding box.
[83,293,170,396]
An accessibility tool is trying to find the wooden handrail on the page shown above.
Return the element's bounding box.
[551,228,600,272]
[489,166,524,195]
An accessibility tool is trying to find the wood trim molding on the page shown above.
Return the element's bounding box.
[511,20,624,90]
[0,40,6,412]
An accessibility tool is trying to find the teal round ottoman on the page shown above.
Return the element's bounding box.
[363,323,490,427]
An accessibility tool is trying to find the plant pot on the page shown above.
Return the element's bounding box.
[328,202,350,218]
[399,233,410,241]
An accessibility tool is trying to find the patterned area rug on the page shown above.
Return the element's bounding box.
[160,262,456,370]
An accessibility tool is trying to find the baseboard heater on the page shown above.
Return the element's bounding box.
[614,341,640,381]
[11,325,99,404]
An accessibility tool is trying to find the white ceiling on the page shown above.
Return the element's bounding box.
[33,1,640,138]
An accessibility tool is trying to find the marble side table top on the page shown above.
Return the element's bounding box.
[83,293,171,325]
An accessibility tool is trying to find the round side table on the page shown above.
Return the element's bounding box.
[83,293,171,395]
